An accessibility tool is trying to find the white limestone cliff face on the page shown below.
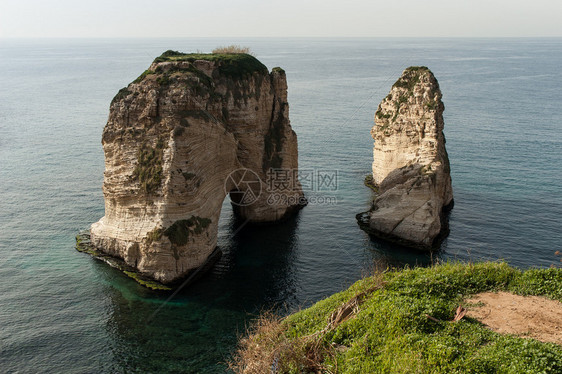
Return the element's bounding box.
[90,51,304,283]
[359,67,453,249]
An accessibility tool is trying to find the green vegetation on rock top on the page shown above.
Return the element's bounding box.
[152,50,268,77]
[393,71,421,93]
[406,66,430,72]
[391,66,434,96]
[380,65,438,123]
[111,87,131,104]
[230,262,562,373]
[133,69,154,84]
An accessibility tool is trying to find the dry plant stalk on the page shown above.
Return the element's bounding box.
[229,274,386,373]
[212,45,252,54]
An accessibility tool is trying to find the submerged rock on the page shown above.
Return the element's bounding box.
[358,66,453,249]
[90,51,305,284]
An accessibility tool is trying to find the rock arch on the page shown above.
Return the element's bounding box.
[90,51,305,284]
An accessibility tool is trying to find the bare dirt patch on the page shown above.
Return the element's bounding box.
[466,291,562,345]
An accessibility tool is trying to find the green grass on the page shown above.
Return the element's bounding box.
[148,63,215,89]
[231,262,562,373]
[406,66,430,72]
[133,69,154,83]
[121,50,271,110]
[392,66,430,95]
[152,50,268,77]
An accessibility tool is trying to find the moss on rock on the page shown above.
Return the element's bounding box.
[392,66,429,95]
[163,216,212,246]
[75,233,172,291]
[133,69,154,84]
[364,174,379,193]
[123,271,172,291]
[111,87,131,105]
[133,138,166,194]
[145,227,163,245]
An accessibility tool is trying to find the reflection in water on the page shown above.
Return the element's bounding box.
[365,235,439,269]
[211,211,301,310]
[102,204,302,373]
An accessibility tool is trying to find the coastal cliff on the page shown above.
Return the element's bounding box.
[90,50,304,284]
[358,67,453,249]
[229,262,562,373]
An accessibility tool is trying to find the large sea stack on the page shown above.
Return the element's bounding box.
[358,66,453,249]
[90,50,304,284]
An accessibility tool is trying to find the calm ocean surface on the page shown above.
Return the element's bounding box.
[0,38,561,373]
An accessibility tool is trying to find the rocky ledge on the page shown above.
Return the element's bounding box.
[90,50,305,285]
[358,66,453,249]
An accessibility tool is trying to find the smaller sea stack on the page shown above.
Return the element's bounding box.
[358,66,453,249]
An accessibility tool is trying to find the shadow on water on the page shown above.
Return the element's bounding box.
[203,212,302,310]
[97,209,302,374]
[364,234,443,269]
[359,193,452,270]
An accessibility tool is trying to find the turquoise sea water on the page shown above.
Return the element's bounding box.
[1,38,561,373]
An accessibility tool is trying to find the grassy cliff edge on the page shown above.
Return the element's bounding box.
[230,262,562,373]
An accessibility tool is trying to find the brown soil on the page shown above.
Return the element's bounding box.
[465,291,562,345]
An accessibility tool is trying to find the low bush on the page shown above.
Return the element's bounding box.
[212,45,252,55]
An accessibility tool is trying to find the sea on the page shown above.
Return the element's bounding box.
[0,38,561,373]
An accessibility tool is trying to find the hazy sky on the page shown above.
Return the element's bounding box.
[1,0,561,38]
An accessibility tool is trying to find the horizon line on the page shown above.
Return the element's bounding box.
[2,36,562,39]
